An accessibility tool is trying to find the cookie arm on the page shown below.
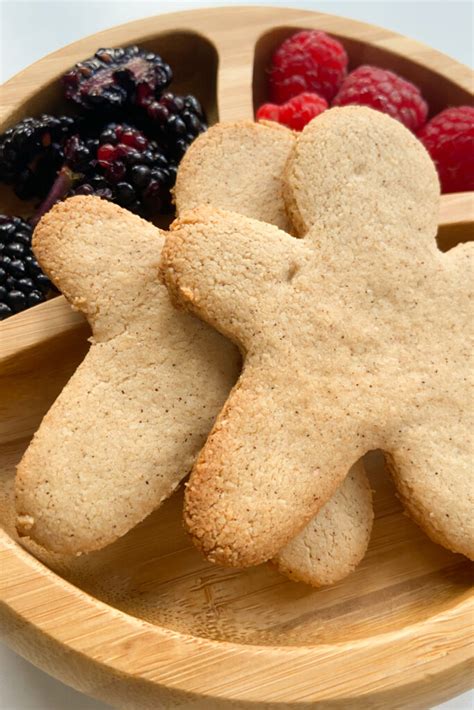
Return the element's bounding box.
[161,207,301,350]
[386,415,474,560]
[33,196,163,340]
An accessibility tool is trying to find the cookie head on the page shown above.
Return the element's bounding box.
[285,106,439,240]
[174,120,295,232]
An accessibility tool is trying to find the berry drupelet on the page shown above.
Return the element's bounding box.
[0,215,54,320]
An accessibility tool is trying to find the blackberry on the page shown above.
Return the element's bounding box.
[0,46,208,225]
[145,92,207,159]
[0,215,54,319]
[0,114,78,199]
[62,46,172,113]
[69,123,177,215]
[34,123,178,221]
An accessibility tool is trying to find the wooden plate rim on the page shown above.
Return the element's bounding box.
[1,526,473,702]
[0,5,473,705]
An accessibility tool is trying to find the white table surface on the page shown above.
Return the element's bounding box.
[1,1,473,708]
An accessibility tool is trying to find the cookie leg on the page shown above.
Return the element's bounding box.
[385,416,474,560]
[274,460,373,586]
[184,371,365,567]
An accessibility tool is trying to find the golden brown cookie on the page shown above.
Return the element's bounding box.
[15,196,240,554]
[161,107,473,567]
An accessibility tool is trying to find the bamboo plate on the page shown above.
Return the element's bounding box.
[0,6,473,709]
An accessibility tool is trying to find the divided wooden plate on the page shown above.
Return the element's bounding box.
[0,7,473,708]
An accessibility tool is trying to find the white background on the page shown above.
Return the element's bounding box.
[0,1,473,708]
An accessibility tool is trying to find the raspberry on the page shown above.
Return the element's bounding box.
[269,30,347,104]
[418,106,474,193]
[332,65,428,132]
[257,92,328,131]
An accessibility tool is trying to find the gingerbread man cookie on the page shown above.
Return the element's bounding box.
[161,106,473,567]
[15,196,240,554]
[175,119,373,585]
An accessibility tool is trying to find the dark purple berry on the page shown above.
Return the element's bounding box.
[62,46,172,113]
[0,302,12,319]
[184,95,204,116]
[74,184,95,196]
[0,115,78,200]
[8,289,27,313]
[0,215,55,319]
[7,259,26,278]
[174,139,189,158]
[95,187,114,201]
[167,115,187,136]
[35,272,51,289]
[100,127,119,145]
[16,277,35,293]
[147,103,169,123]
[25,254,42,276]
[5,276,16,291]
[4,241,26,258]
[115,182,135,206]
[90,176,108,190]
[106,161,126,183]
[130,165,151,188]
[183,112,202,134]
[0,254,12,270]
[27,290,44,307]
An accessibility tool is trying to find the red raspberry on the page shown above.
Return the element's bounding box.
[333,65,428,132]
[418,106,474,193]
[257,92,328,131]
[269,30,348,104]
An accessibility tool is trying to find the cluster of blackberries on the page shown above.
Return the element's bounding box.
[0,45,207,319]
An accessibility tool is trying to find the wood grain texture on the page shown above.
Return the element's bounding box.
[0,6,473,708]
